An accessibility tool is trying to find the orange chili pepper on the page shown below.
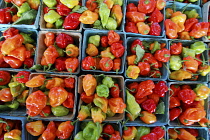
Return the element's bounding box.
[25,75,46,87]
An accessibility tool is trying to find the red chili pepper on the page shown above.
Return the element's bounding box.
[185,128,199,137]
[44,32,55,47]
[55,57,67,71]
[65,57,79,73]
[56,33,74,49]
[82,56,96,70]
[149,22,161,36]
[14,71,30,83]
[3,28,19,39]
[178,89,196,104]
[181,101,203,111]
[125,21,138,33]
[0,88,13,102]
[127,82,138,94]
[40,105,51,117]
[184,18,199,32]
[169,84,180,96]
[127,3,137,12]
[181,84,191,90]
[140,132,158,140]
[8,46,26,61]
[148,8,163,23]
[153,81,168,97]
[110,83,120,98]
[24,58,34,68]
[0,8,12,24]
[62,92,74,108]
[0,71,11,85]
[56,3,71,16]
[110,43,125,58]
[149,70,161,78]
[138,62,150,76]
[63,13,81,30]
[43,7,51,14]
[126,12,148,23]
[112,58,121,72]
[170,42,182,55]
[135,80,155,99]
[169,107,182,121]
[3,56,23,69]
[44,45,59,68]
[3,120,14,131]
[108,30,120,46]
[141,99,156,113]
[86,0,98,11]
[164,19,178,39]
[154,48,170,62]
[183,56,198,73]
[64,77,75,89]
[151,126,165,140]
[195,54,202,66]
[148,93,160,105]
[190,22,209,38]
[101,36,108,47]
[110,131,121,140]
[99,57,113,71]
[137,0,156,14]
[103,124,115,136]
[42,121,57,140]
[56,121,74,139]
[130,39,144,54]
[142,53,158,68]
[80,92,94,104]
[108,97,126,113]
[169,96,180,109]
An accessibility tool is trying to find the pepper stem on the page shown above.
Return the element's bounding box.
[163,63,171,74]
[0,119,9,132]
[174,128,180,134]
[0,78,4,82]
[102,133,112,137]
[181,3,191,13]
[71,119,79,125]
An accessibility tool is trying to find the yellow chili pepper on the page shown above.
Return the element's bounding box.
[79,10,99,24]
[171,11,187,33]
[126,65,140,79]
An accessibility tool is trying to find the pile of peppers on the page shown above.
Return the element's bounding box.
[125,0,166,36]
[75,122,121,140]
[33,32,79,73]
[0,118,22,140]
[26,120,75,139]
[43,0,81,29]
[0,28,36,69]
[80,0,123,30]
[168,128,205,140]
[165,3,209,39]
[82,30,125,72]
[126,39,170,79]
[169,41,210,81]
[0,71,30,112]
[25,74,75,117]
[123,126,165,140]
[77,74,126,123]
[1,0,39,25]
[169,83,210,126]
[126,80,168,124]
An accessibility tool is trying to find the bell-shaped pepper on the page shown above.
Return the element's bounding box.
[66,44,79,57]
[93,94,108,113]
[44,10,62,24]
[126,65,140,79]
[83,121,101,140]
[101,47,115,59]
[135,126,150,140]
[126,12,148,23]
[4,129,21,140]
[8,46,26,62]
[123,126,137,140]
[182,47,196,58]
[86,43,99,57]
[96,84,109,98]
[26,120,45,136]
[106,106,115,117]
[111,5,122,26]
[0,88,13,102]
[91,107,106,123]
[51,105,69,116]
[25,74,46,87]
[44,45,59,68]
[164,19,178,39]
[149,22,161,36]
[88,35,100,47]
[135,80,155,99]
[194,84,210,100]
[190,22,209,38]
[198,64,210,76]
[184,9,199,19]
[56,121,74,139]
[27,0,40,10]
[102,76,114,88]
[125,21,138,33]
[148,8,163,23]
[79,10,98,24]
[41,121,57,140]
[136,22,150,35]
[16,2,31,17]
[60,0,79,8]
[183,56,198,73]
[169,69,192,81]
[184,18,199,32]
[83,74,97,96]
[108,97,126,113]
[49,87,68,107]
[171,11,187,33]
[105,17,117,30]
[78,104,91,121]
[43,0,57,8]
[179,108,206,123]
[63,13,81,30]
[99,3,110,27]
[46,77,65,89]
[178,31,191,40]
[190,41,206,54]
[8,82,26,97]
[74,131,85,140]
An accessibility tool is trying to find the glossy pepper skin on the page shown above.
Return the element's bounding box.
[56,121,74,139]
[135,80,155,99]
[0,71,11,85]
[154,48,170,62]
[77,104,91,121]
[141,99,156,113]
[190,22,209,38]
[55,57,67,71]
[26,120,45,136]
[25,74,45,87]
[149,22,161,36]
[164,19,178,39]
[170,42,182,55]
[82,56,96,70]
[108,97,126,113]
[49,86,68,107]
[184,18,199,32]
[110,43,125,58]
[148,8,163,23]
[65,57,79,73]
[63,13,81,30]
[56,3,71,16]
[93,94,108,113]
[138,0,156,14]
[81,92,94,104]
[123,126,137,140]
[3,28,19,39]
[83,121,101,140]
[126,65,140,79]
[62,92,74,108]
[91,107,106,123]
[177,128,196,140]
[125,22,138,33]
[82,74,97,96]
[41,121,57,140]
[169,107,182,121]
[99,57,113,71]
[0,88,13,102]
[178,89,196,104]
[153,81,168,97]
[56,33,74,49]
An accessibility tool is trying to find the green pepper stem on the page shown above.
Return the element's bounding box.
[181,3,191,13]
[174,128,180,134]
[71,119,79,125]
[0,78,4,82]
[102,133,112,137]
[0,120,9,132]
[13,75,24,79]
[163,63,171,74]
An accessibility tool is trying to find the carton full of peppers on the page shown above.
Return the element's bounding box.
[125,37,169,80]
[167,126,209,140]
[40,0,83,32]
[32,31,81,75]
[124,0,166,38]
[168,82,210,127]
[74,121,122,140]
[77,74,126,122]
[25,73,77,121]
[125,79,168,126]
[0,0,41,29]
[165,1,210,40]
[0,27,37,71]
[0,70,31,116]
[82,0,125,31]
[0,115,26,140]
[202,1,210,42]
[82,30,126,74]
[168,40,209,82]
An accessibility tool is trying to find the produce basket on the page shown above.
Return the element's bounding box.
[202,1,210,42]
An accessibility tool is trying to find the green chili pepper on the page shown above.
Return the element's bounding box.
[20,32,35,44]
[51,105,69,116]
[155,100,165,114]
[135,126,150,140]
[8,82,26,97]
[5,100,20,110]
[93,20,104,29]
[96,84,109,98]
[80,122,89,130]
[190,41,206,54]
[17,2,31,17]
[88,35,100,47]
[184,9,199,18]
[151,41,161,54]
[44,10,62,24]
[126,90,141,121]
[55,18,64,29]
[102,76,114,88]
[78,104,91,121]
[99,3,110,28]
[105,17,117,30]
[43,0,57,8]
[13,9,38,25]
[75,131,85,140]
[169,55,182,70]
[55,45,64,57]
[82,121,101,140]
[113,0,123,6]
[17,90,28,103]
[106,106,115,117]
[182,47,196,58]
[93,96,108,113]
[188,0,198,2]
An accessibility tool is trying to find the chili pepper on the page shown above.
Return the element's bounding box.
[78,104,91,121]
[126,55,136,65]
[0,8,12,24]
[41,121,57,140]
[123,126,137,140]
[56,121,74,139]
[101,47,115,59]
[27,0,40,10]
[9,82,26,97]
[168,129,178,139]
[151,126,165,140]
[82,56,96,70]
[3,28,19,39]
[86,0,98,11]
[140,132,158,140]
[64,77,75,89]
[149,70,161,78]
[46,77,65,89]
[190,41,206,54]
[108,97,126,113]
[183,56,198,73]
[169,55,182,70]
[56,33,74,49]
[56,3,71,16]
[99,3,110,28]
[136,22,150,35]
[181,84,191,90]
[177,128,196,140]
[148,8,163,23]
[83,121,102,140]
[190,22,209,38]
[86,43,98,57]
[140,111,157,124]
[194,84,210,100]
[169,96,180,109]
[99,57,113,71]
[184,9,199,19]
[110,130,121,140]
[26,120,45,136]
[156,0,166,10]
[23,58,34,68]
[79,10,98,24]
[82,74,97,96]
[4,129,21,140]
[182,47,196,58]
[99,36,108,48]
[138,0,156,14]
[153,81,168,97]
[184,18,199,32]
[55,57,67,71]
[91,107,106,123]
[63,13,81,30]
[26,90,47,117]
[0,71,11,86]
[110,83,120,98]
[39,105,51,117]
[43,0,57,8]
[110,43,124,58]
[154,48,170,62]
[44,32,55,47]
[93,94,108,113]
[60,0,79,8]
[125,21,138,33]
[0,88,13,102]
[65,44,79,57]
[198,64,210,76]
[135,80,155,99]
[147,93,159,105]
[55,18,64,29]
[14,71,30,84]
[43,45,59,69]
[164,19,178,39]
[74,131,84,140]
[107,30,120,45]
[135,126,150,140]
[88,35,100,47]
[199,117,210,127]
[8,46,26,61]
[126,12,148,23]
[65,57,79,73]
[96,84,109,98]
[141,99,156,113]
[44,10,62,24]
[149,22,161,36]
[170,42,182,55]
[111,5,122,27]
[126,65,140,79]
[185,128,198,137]
[81,92,94,104]
[5,100,19,110]
[112,58,121,72]
[142,53,158,68]
[171,11,186,33]
[103,124,114,137]
[169,107,182,121]
[127,3,137,12]
[49,86,68,107]
[127,82,138,94]
[25,74,45,87]
[51,105,69,116]
[16,2,31,17]
[126,90,141,121]
[136,62,150,77]
[130,39,143,54]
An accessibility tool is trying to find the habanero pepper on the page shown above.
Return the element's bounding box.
[55,57,67,71]
[81,92,94,104]
[177,128,196,140]
[56,33,74,49]
[44,32,55,47]
[82,74,97,96]
[110,83,120,98]
[112,58,121,72]
[126,12,148,23]
[140,111,157,124]
[148,8,163,23]
[100,36,108,47]
[65,57,79,73]
[8,46,26,62]
[0,71,11,85]
[154,48,170,62]
[108,97,126,113]
[140,132,158,140]
[142,53,159,68]
[169,107,182,121]
[149,22,161,36]
[178,88,197,105]
[127,3,137,12]
[0,88,13,102]
[135,80,155,99]
[82,56,96,70]
[170,42,182,55]
[63,13,81,30]
[169,96,180,109]
[3,56,23,69]
[14,71,30,83]
[126,65,140,79]
[110,131,121,140]
[141,99,156,113]
[41,121,57,140]
[99,57,113,71]
[138,62,151,76]
[62,92,74,108]
[110,43,125,58]
[136,22,150,35]
[25,74,45,87]
[86,0,98,12]
[24,58,34,68]
[189,22,209,38]
[137,0,156,14]
[108,30,120,45]
[151,126,165,140]
[103,124,114,136]
[127,82,139,94]
[46,77,65,89]
[86,43,98,57]
[26,120,45,136]
[63,77,75,89]
[164,19,178,39]
[147,93,160,105]
[183,56,198,73]
[49,86,68,107]
[123,126,137,140]
[131,39,144,54]
[153,81,168,97]
[179,108,206,123]
[3,28,19,39]
[56,3,71,16]
[125,21,138,33]
[56,121,74,139]
[44,45,59,69]
[184,18,199,32]
[185,128,199,137]
[39,105,51,117]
